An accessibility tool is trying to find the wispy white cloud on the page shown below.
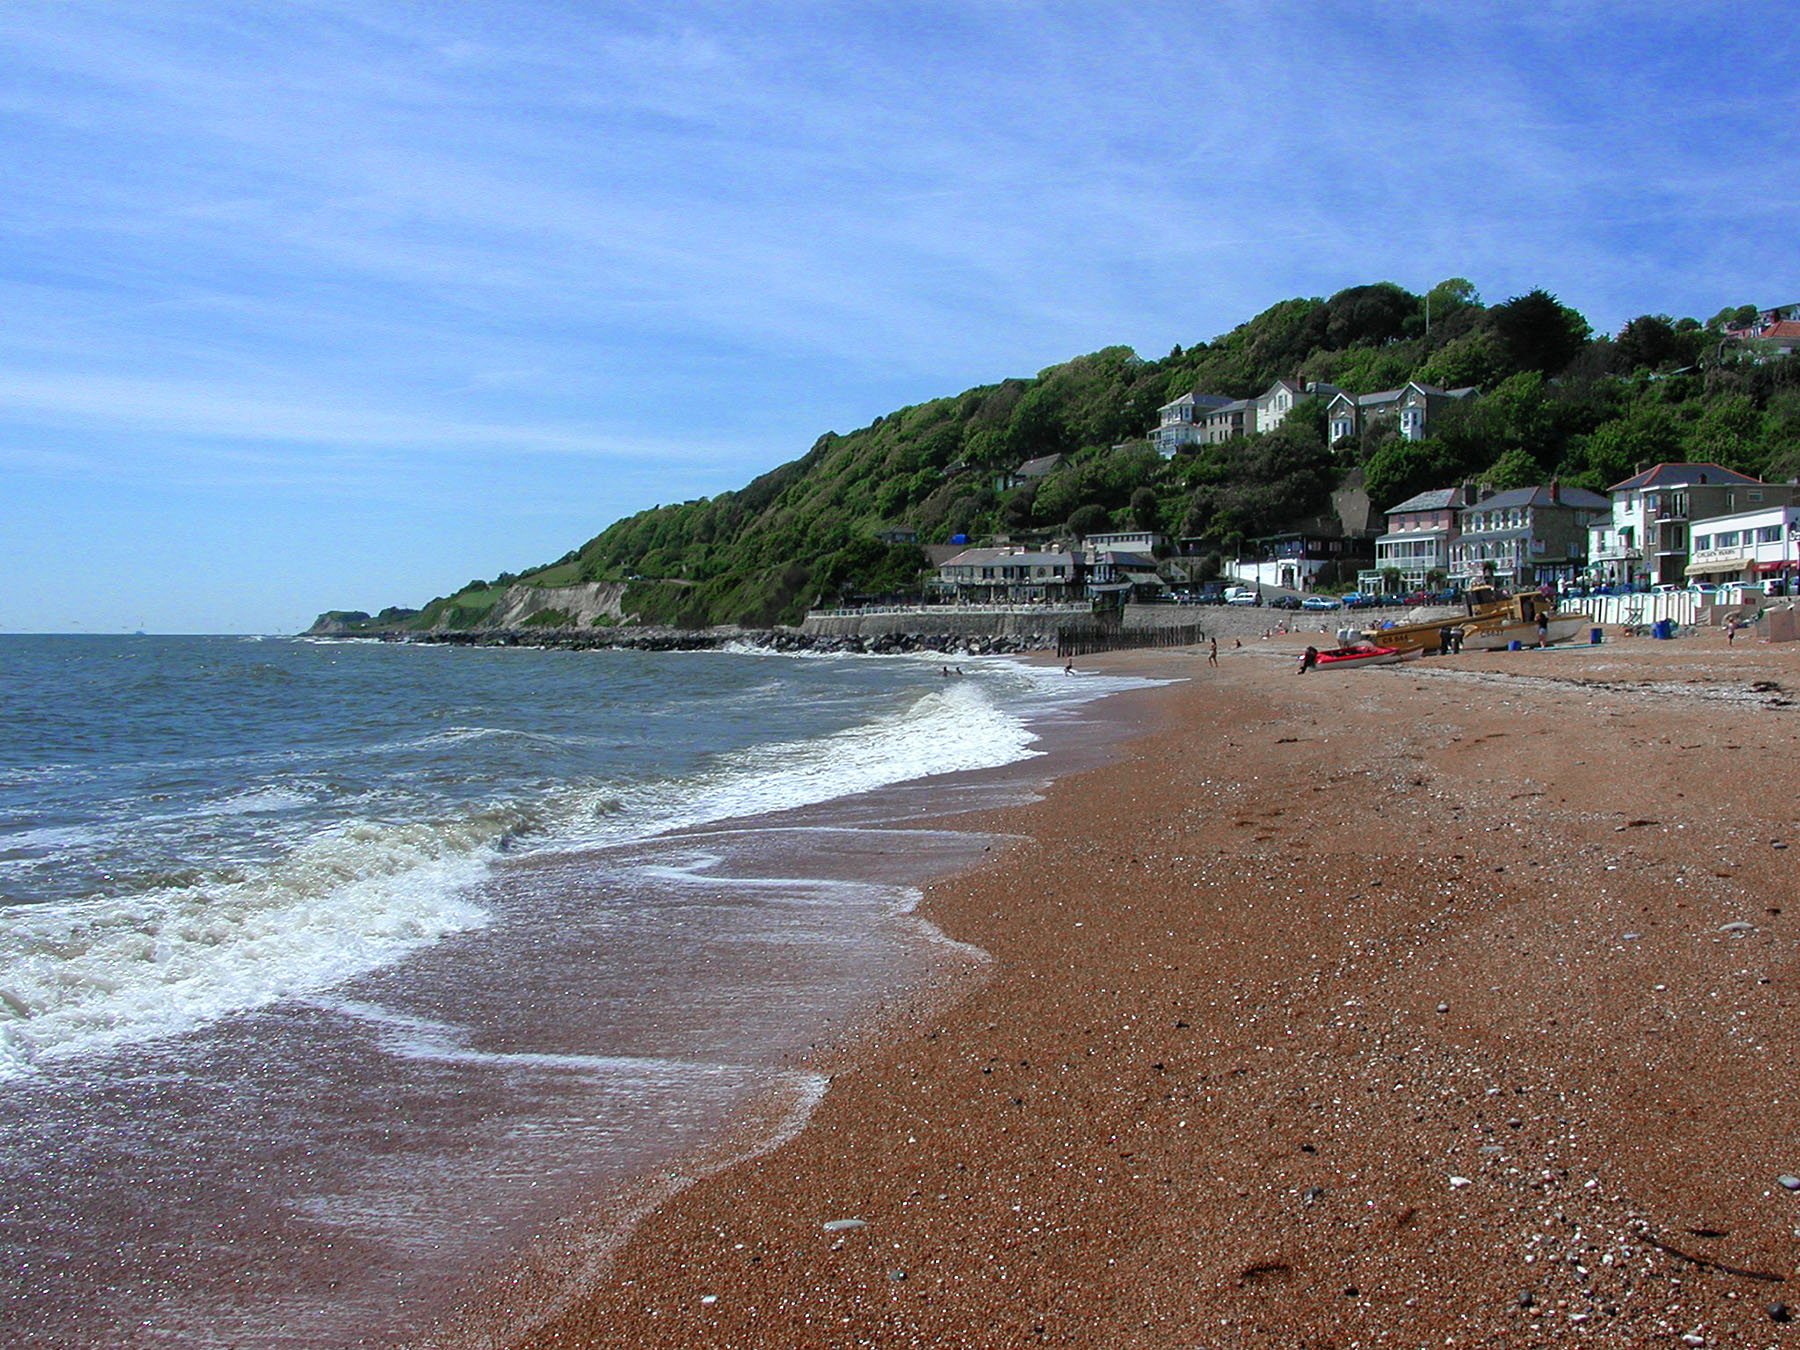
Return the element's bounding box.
[2,0,1797,628]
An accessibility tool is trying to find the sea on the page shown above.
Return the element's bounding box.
[0,634,1163,1348]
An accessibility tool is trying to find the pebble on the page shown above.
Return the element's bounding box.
[1517,1290,1535,1308]
[1719,921,1756,934]
[1682,1334,1705,1347]
[1770,1301,1792,1323]
[1436,1002,1449,1014]
[1776,1174,1800,1192]
[1303,1185,1326,1203]
[822,1218,866,1232]
[887,1268,907,1282]
[1449,1175,1472,1189]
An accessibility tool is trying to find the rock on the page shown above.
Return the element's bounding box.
[1516,1290,1534,1308]
[1681,1334,1705,1347]
[822,1218,866,1232]
[1436,1002,1449,1014]
[1769,1301,1792,1323]
[887,1268,907,1282]
[1719,921,1756,934]
[1776,1174,1800,1191]
[1303,1185,1326,1203]
[1449,1175,1472,1189]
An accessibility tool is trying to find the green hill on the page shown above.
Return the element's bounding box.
[334,281,1800,632]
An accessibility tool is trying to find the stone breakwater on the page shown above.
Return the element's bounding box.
[358,628,1054,657]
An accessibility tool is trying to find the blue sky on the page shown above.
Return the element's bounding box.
[3,1,1794,632]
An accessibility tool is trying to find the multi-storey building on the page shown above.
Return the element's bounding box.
[1686,503,1800,590]
[1326,381,1477,444]
[1449,483,1610,589]
[1587,463,1791,588]
[1371,486,1469,590]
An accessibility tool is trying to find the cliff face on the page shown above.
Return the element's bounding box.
[453,581,629,630]
[305,610,372,635]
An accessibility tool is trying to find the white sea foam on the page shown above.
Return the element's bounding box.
[0,817,495,1078]
[560,676,1039,847]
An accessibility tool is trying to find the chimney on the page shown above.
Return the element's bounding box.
[1549,478,1560,504]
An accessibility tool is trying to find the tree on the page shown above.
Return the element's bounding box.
[1067,504,1113,538]
[1363,438,1459,511]
[1615,314,1699,373]
[1483,445,1542,491]
[1129,485,1161,531]
[1489,289,1592,376]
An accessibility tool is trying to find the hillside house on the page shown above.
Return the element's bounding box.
[1252,378,1343,435]
[1448,483,1609,589]
[1326,381,1476,444]
[1151,393,1233,456]
[994,453,1065,493]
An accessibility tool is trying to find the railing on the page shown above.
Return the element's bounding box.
[811,602,1092,618]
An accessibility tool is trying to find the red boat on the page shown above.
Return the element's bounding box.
[1310,641,1414,670]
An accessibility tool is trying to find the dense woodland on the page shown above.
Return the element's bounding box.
[399,282,1800,630]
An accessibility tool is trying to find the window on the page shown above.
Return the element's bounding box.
[1716,531,1739,548]
[1694,534,1712,550]
[1758,525,1782,543]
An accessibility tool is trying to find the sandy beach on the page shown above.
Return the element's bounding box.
[464,624,1800,1349]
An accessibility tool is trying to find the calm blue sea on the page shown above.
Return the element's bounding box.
[0,634,1158,1348]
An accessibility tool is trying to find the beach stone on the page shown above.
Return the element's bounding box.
[822,1218,866,1232]
[1719,921,1755,934]
[1449,1175,1472,1189]
[1776,1174,1800,1191]
[887,1268,907,1282]
[1770,1301,1792,1322]
[1516,1290,1534,1308]
[1436,1002,1449,1013]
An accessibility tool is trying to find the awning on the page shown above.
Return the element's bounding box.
[1685,555,1750,576]
[1757,561,1793,574]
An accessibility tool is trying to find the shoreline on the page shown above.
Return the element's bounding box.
[458,629,1797,1348]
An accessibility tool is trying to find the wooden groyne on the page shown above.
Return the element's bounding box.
[1056,621,1204,658]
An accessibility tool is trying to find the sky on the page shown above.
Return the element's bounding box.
[2,1,1795,633]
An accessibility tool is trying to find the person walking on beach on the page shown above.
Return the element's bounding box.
[1297,645,1319,674]
[1536,610,1550,648]
[1208,638,1218,667]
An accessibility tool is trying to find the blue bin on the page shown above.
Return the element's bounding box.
[1653,618,1673,639]
[1589,627,1603,644]
[1507,639,1521,651]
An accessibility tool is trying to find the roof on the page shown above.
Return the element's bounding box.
[1608,462,1765,492]
[1013,454,1065,479]
[1385,487,1466,514]
[1466,484,1610,512]
[940,548,1076,568]
[1759,320,1800,340]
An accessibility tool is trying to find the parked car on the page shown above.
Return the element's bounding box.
[1270,595,1301,610]
[1300,595,1340,610]
[1226,592,1259,605]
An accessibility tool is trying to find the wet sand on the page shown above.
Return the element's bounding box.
[468,625,1800,1348]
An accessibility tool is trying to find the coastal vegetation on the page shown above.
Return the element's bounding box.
[333,281,1800,631]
